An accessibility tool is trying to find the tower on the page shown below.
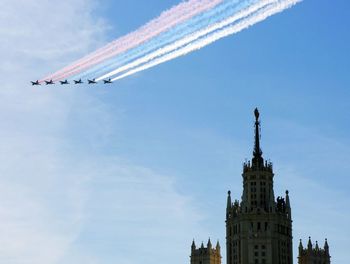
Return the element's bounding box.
[298,238,331,264]
[190,239,222,264]
[226,108,293,264]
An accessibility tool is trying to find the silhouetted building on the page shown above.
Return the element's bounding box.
[190,239,222,264]
[189,109,331,264]
[226,108,292,264]
[298,238,330,264]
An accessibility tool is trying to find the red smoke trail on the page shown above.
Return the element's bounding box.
[42,0,223,82]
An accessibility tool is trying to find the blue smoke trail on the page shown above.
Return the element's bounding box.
[73,0,261,80]
[109,0,301,82]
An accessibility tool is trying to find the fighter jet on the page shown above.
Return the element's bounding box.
[74,79,83,84]
[88,79,97,84]
[45,80,54,85]
[31,80,41,86]
[60,80,69,85]
[103,78,113,84]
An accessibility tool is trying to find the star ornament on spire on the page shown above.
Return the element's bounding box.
[254,108,260,120]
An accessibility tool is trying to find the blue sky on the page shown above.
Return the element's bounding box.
[1,0,349,264]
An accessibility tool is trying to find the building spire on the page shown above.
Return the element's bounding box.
[324,238,329,255]
[308,237,313,251]
[207,238,212,249]
[227,190,232,211]
[299,239,303,254]
[285,190,291,219]
[252,108,263,167]
[192,239,196,252]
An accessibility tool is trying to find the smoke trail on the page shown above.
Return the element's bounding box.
[53,0,248,81]
[96,0,276,81]
[110,0,301,82]
[42,0,223,82]
[67,0,261,81]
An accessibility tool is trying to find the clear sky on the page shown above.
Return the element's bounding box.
[1,0,349,264]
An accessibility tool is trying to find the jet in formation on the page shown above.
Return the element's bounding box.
[31,78,113,86]
[60,80,69,85]
[31,80,41,86]
[88,79,97,84]
[74,79,83,84]
[45,80,54,85]
[103,78,113,84]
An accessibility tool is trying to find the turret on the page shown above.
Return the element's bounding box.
[307,237,313,251]
[207,238,212,250]
[324,238,329,255]
[298,238,331,264]
[191,240,196,252]
[216,240,221,253]
[227,191,232,212]
[299,239,303,255]
[285,190,291,219]
[190,239,222,264]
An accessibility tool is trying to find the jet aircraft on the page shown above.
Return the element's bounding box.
[74,79,83,84]
[45,80,54,85]
[88,79,97,84]
[31,80,41,86]
[60,80,69,85]
[103,78,113,84]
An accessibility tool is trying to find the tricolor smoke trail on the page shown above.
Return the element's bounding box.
[41,0,301,84]
[43,0,224,81]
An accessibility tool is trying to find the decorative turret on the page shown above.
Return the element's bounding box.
[285,190,291,219]
[315,241,319,251]
[190,239,222,264]
[216,240,220,253]
[299,239,304,255]
[227,190,232,211]
[207,238,212,250]
[324,239,329,255]
[192,240,196,252]
[298,237,331,264]
[308,237,313,251]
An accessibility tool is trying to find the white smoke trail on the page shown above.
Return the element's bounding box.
[96,0,277,82]
[110,0,301,82]
[42,0,223,82]
[68,0,253,81]
[51,0,241,82]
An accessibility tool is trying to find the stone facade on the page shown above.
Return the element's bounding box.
[190,239,222,264]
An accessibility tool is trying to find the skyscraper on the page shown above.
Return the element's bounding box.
[225,108,293,264]
[189,109,331,264]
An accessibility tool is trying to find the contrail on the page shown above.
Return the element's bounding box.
[80,0,262,80]
[52,0,249,81]
[96,0,276,81]
[110,0,301,82]
[42,0,223,82]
